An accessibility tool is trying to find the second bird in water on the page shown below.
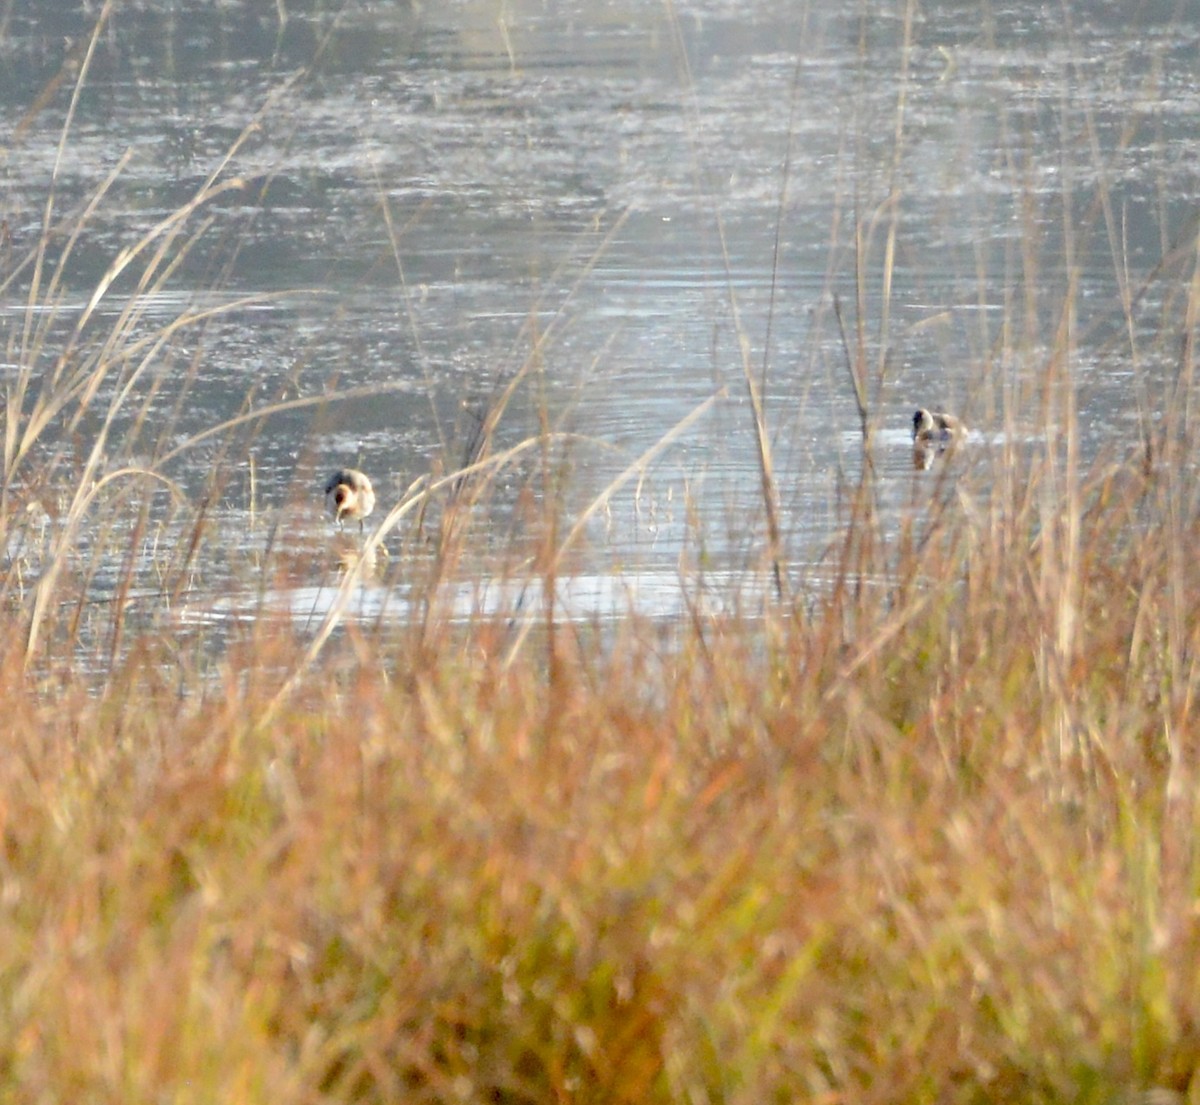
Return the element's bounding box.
[912,408,966,470]
[912,407,966,444]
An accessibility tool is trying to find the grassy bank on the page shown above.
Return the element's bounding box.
[4,5,1200,1101]
[2,434,1200,1104]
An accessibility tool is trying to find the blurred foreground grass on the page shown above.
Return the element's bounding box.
[4,6,1200,1098]
[2,443,1199,1105]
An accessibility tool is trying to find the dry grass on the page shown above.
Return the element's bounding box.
[2,430,1200,1103]
[4,5,1200,1101]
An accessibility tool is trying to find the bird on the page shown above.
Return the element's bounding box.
[912,407,966,445]
[324,468,376,532]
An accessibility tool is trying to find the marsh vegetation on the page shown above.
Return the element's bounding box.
[2,0,1200,1101]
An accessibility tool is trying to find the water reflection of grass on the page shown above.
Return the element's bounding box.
[5,7,1200,1105]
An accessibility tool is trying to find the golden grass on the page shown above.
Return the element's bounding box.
[4,6,1200,1100]
[1,436,1199,1104]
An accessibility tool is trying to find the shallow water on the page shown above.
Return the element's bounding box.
[2,0,1198,633]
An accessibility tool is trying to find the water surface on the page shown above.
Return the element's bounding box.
[2,0,1197,634]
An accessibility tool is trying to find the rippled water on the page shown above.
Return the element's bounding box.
[2,0,1198,631]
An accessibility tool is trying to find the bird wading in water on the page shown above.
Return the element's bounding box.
[325,469,376,532]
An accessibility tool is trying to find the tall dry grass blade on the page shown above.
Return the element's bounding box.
[429,210,630,588]
[21,0,113,341]
[743,366,791,602]
[9,61,305,483]
[872,0,918,391]
[18,282,313,664]
[833,293,869,445]
[466,208,632,467]
[2,5,116,484]
[663,1,790,602]
[153,380,417,469]
[24,467,184,662]
[501,389,725,668]
[374,185,446,455]
[760,42,808,397]
[3,34,92,155]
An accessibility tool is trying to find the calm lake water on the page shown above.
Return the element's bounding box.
[2,0,1198,632]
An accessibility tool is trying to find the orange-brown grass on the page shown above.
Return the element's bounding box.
[0,446,1198,1105]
